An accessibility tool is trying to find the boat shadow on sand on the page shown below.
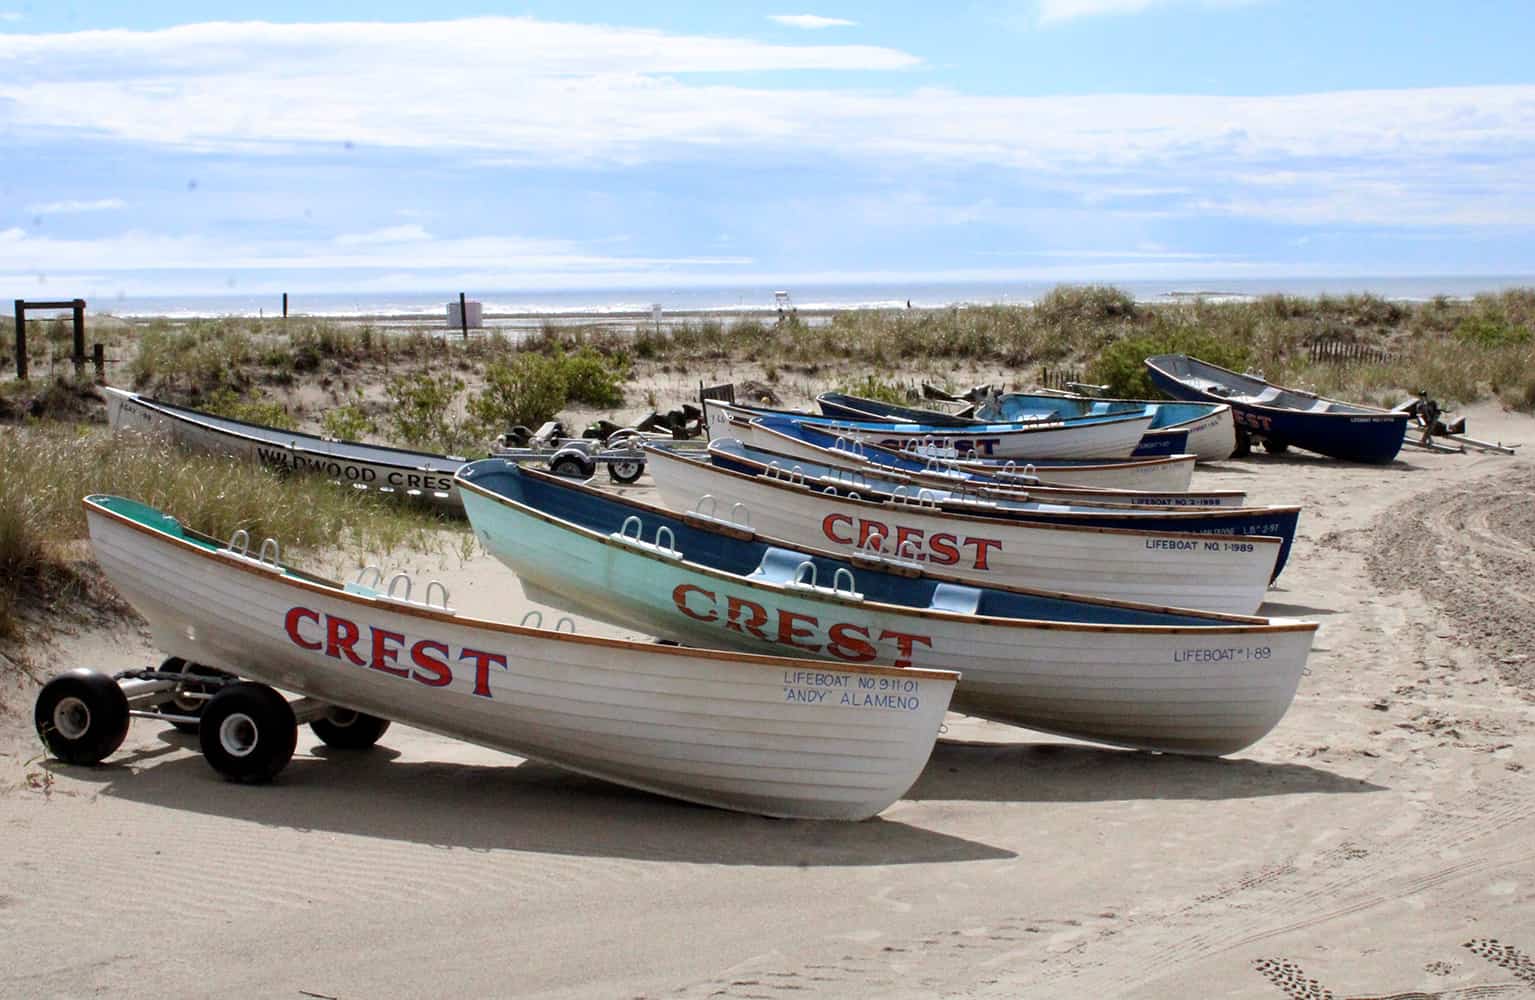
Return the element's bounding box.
[50,730,1016,867]
[909,739,1385,804]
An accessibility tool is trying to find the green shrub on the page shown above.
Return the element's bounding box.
[469,353,567,431]
[1455,313,1531,348]
[202,388,296,430]
[836,374,915,405]
[321,394,376,441]
[559,347,628,407]
[383,371,477,454]
[1087,326,1253,399]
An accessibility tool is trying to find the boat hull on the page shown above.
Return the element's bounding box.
[459,468,1316,756]
[991,394,1237,462]
[704,441,1301,580]
[1144,356,1409,464]
[84,496,956,820]
[815,393,1198,459]
[702,399,1156,460]
[717,407,1203,493]
[644,446,1281,615]
[103,386,466,509]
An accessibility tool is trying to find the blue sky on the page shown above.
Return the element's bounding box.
[3,1,1534,300]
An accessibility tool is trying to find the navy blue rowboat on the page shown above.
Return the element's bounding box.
[1144,354,1409,463]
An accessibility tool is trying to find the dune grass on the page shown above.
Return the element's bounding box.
[0,424,456,638]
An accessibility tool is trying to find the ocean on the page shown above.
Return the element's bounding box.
[94,275,1535,321]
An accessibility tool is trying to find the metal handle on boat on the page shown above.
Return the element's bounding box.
[424,580,450,609]
[228,529,250,556]
[355,565,383,588]
[847,491,861,501]
[387,572,413,601]
[654,525,678,557]
[729,502,751,528]
[861,532,885,554]
[691,494,719,518]
[618,515,643,542]
[554,617,577,634]
[258,537,280,565]
[917,488,940,508]
[898,539,922,561]
[794,561,818,588]
[833,567,857,596]
[520,610,543,628]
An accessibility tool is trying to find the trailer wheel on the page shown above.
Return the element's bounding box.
[606,459,645,484]
[157,658,232,734]
[310,708,391,749]
[1262,438,1290,455]
[34,669,131,765]
[199,683,297,784]
[550,452,596,480]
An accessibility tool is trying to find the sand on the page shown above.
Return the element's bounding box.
[2,402,1534,999]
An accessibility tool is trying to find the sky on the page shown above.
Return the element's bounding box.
[3,1,1535,302]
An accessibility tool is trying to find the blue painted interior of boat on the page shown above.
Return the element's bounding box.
[756,416,1145,474]
[460,461,1230,626]
[993,394,1220,431]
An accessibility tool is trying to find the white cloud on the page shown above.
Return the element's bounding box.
[0,225,751,278]
[769,14,856,29]
[25,197,126,215]
[1036,0,1262,25]
[0,12,23,23]
[333,224,431,246]
[1,18,1533,234]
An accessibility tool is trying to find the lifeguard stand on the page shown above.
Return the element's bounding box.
[773,290,795,322]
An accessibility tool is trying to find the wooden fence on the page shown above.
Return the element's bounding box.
[1307,339,1396,366]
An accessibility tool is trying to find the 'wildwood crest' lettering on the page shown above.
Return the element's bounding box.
[255,447,454,493]
[672,584,934,667]
[283,606,505,697]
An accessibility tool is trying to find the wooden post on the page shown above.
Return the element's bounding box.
[282,293,288,318]
[71,299,86,376]
[13,299,24,380]
[459,292,469,339]
[92,343,105,383]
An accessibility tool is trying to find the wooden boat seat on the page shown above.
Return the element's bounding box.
[929,582,982,616]
[750,547,811,583]
[1252,387,1283,404]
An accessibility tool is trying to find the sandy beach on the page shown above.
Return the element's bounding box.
[2,401,1533,999]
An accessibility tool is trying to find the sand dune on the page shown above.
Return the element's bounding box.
[2,402,1533,998]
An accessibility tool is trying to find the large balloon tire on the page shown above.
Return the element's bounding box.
[198,683,297,784]
[310,709,392,750]
[34,670,131,766]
